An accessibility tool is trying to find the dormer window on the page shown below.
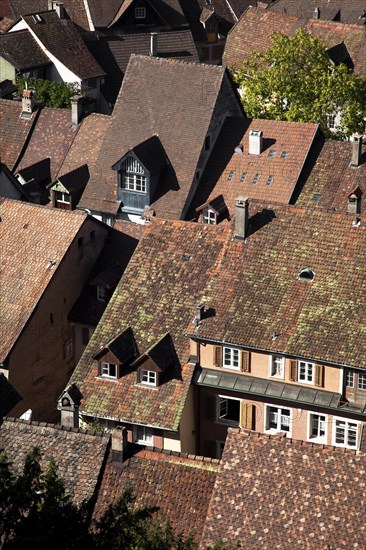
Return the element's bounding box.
[135,6,146,19]
[348,189,362,214]
[202,207,217,225]
[101,362,117,378]
[140,370,157,386]
[122,156,146,193]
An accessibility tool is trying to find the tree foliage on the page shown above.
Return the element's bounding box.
[16,77,79,109]
[0,448,232,550]
[232,29,366,138]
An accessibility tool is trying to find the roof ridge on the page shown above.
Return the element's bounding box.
[235,428,365,456]
[129,53,224,71]
[139,445,221,464]
[3,416,110,439]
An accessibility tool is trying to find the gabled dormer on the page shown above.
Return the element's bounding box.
[196,195,228,225]
[112,136,169,214]
[93,327,137,379]
[348,187,363,214]
[58,383,82,428]
[131,333,178,388]
[48,165,89,211]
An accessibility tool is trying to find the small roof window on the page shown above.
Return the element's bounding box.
[227,170,235,181]
[253,173,260,184]
[281,151,289,159]
[266,175,274,186]
[240,172,247,183]
[298,268,315,281]
[268,150,277,157]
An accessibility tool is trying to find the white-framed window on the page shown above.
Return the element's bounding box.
[345,370,354,388]
[202,208,216,225]
[358,373,366,390]
[55,191,70,204]
[308,412,327,443]
[218,396,240,424]
[97,286,106,302]
[223,347,240,370]
[333,418,358,449]
[135,6,146,19]
[326,114,336,130]
[140,370,157,386]
[100,362,117,379]
[269,355,284,379]
[266,405,291,434]
[298,361,314,384]
[134,425,153,445]
[123,173,146,193]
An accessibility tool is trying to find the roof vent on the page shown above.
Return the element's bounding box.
[248,130,263,155]
[298,268,315,282]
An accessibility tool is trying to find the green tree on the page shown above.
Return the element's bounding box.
[232,28,366,138]
[16,77,79,109]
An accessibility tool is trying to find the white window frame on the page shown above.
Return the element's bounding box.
[135,6,146,19]
[265,405,291,435]
[345,370,354,388]
[134,425,153,445]
[358,373,366,390]
[333,417,359,449]
[100,362,117,379]
[223,346,240,370]
[55,191,70,204]
[269,355,285,379]
[308,412,327,444]
[217,395,241,425]
[122,173,147,193]
[298,361,314,384]
[202,207,216,225]
[140,369,157,386]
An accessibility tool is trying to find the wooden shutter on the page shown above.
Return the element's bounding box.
[315,364,324,387]
[240,402,255,430]
[290,360,298,382]
[214,346,222,368]
[241,350,251,373]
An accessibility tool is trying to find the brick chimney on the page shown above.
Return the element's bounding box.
[350,134,363,168]
[248,130,263,155]
[111,426,128,463]
[21,88,36,118]
[71,95,83,127]
[150,32,158,57]
[234,197,249,240]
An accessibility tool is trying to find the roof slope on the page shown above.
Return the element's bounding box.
[0,98,38,171]
[94,447,218,538]
[186,201,366,369]
[79,54,227,218]
[0,199,87,363]
[17,107,79,181]
[296,140,366,212]
[224,6,366,75]
[0,29,50,70]
[201,428,366,548]
[269,0,366,26]
[3,0,91,31]
[0,418,109,504]
[70,218,232,428]
[87,30,199,105]
[86,0,122,28]
[22,10,104,80]
[189,117,320,218]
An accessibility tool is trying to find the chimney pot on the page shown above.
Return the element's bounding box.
[248,130,263,155]
[111,426,128,463]
[21,88,36,118]
[234,197,249,240]
[350,134,363,168]
[150,32,158,57]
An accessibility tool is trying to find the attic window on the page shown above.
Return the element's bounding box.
[227,170,235,181]
[268,150,277,157]
[101,362,117,378]
[135,6,146,19]
[253,173,260,184]
[298,268,315,282]
[140,370,157,386]
[281,151,289,159]
[266,175,274,186]
[202,207,216,225]
[311,193,322,202]
[32,14,43,23]
[240,172,247,183]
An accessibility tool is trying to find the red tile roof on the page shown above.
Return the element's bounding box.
[270,0,366,26]
[201,428,366,548]
[0,198,88,363]
[94,447,218,539]
[4,0,91,31]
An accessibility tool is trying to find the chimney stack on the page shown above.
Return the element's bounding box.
[234,197,249,240]
[71,95,83,127]
[111,426,128,463]
[350,134,363,168]
[49,1,65,18]
[58,384,82,429]
[313,7,320,19]
[248,130,263,155]
[21,88,36,118]
[150,32,158,57]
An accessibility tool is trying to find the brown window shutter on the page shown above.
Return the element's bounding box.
[214,346,222,368]
[290,360,298,382]
[315,364,324,387]
[240,402,255,430]
[241,350,251,373]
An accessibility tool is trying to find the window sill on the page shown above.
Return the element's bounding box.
[135,383,158,390]
[97,375,117,381]
[216,419,240,427]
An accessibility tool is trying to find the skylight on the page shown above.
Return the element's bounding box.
[253,173,260,184]
[240,172,247,183]
[228,170,235,182]
[266,175,274,186]
[298,268,315,281]
[268,150,277,157]
[281,151,289,159]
